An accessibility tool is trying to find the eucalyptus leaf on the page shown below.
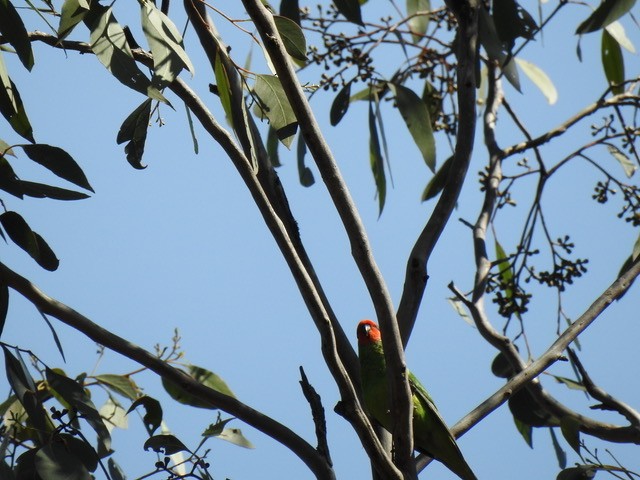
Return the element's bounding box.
[58,0,90,41]
[21,144,93,192]
[601,30,625,94]
[0,0,34,70]
[334,0,363,25]
[144,434,190,455]
[369,99,385,215]
[254,74,298,148]
[274,15,307,62]
[0,52,34,142]
[576,0,636,34]
[407,0,430,42]
[127,396,162,435]
[515,58,558,105]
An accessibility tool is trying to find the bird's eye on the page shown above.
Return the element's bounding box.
[363,324,371,335]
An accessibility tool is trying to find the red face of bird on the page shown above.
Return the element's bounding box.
[357,319,382,345]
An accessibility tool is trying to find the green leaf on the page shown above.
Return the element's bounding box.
[99,397,129,431]
[0,156,23,198]
[296,133,314,186]
[214,54,233,124]
[549,427,567,469]
[39,311,66,361]
[553,375,586,391]
[141,2,194,90]
[116,99,152,169]
[54,433,100,473]
[85,5,166,102]
[162,364,236,410]
[368,99,385,215]
[601,30,625,94]
[447,297,473,325]
[512,416,533,448]
[127,396,162,435]
[108,458,126,480]
[478,6,521,91]
[605,21,635,53]
[280,0,301,25]
[254,74,298,148]
[509,387,560,427]
[330,81,352,126]
[560,416,582,455]
[421,155,452,201]
[556,465,597,480]
[144,434,190,455]
[3,346,52,438]
[0,211,59,271]
[576,0,636,34]
[185,104,199,154]
[0,278,7,338]
[274,15,307,62]
[266,125,281,167]
[0,0,34,70]
[202,416,234,437]
[490,351,515,378]
[35,443,91,480]
[0,52,34,142]
[492,0,537,50]
[334,0,363,25]
[95,374,139,400]
[19,181,90,201]
[389,83,436,171]
[407,0,430,42]
[58,0,90,41]
[216,427,255,449]
[21,144,93,192]
[515,58,557,105]
[46,368,111,456]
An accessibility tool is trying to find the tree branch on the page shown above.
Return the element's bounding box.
[0,262,335,480]
[241,1,414,476]
[449,258,640,443]
[396,0,479,345]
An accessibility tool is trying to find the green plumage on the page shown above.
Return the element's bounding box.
[358,320,477,480]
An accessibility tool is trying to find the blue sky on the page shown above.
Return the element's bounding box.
[2,0,640,479]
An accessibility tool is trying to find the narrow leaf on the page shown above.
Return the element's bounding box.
[478,6,521,91]
[576,0,636,34]
[605,20,635,53]
[216,428,255,449]
[214,55,233,123]
[407,0,430,42]
[0,0,34,70]
[0,211,59,271]
[162,364,236,409]
[185,104,199,154]
[21,144,93,192]
[266,125,281,167]
[389,83,436,171]
[368,99,385,215]
[0,156,23,198]
[108,458,126,480]
[549,427,567,469]
[422,155,452,201]
[141,2,194,90]
[601,29,625,94]
[280,0,301,25]
[46,368,111,456]
[35,443,91,480]
[85,5,166,102]
[0,53,34,142]
[512,416,533,448]
[39,311,66,361]
[330,81,352,126]
[296,133,314,186]
[607,144,636,177]
[560,416,582,455]
[116,99,152,169]
[254,74,298,148]
[19,181,90,201]
[334,0,363,25]
[515,58,558,105]
[58,0,90,41]
[273,15,307,62]
[95,374,139,400]
[0,278,7,338]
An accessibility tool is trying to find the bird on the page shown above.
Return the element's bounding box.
[357,319,477,480]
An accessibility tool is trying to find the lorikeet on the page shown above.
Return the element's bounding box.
[357,319,477,480]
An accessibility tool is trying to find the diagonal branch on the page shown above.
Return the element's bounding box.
[241,0,414,476]
[0,262,336,479]
[396,0,480,346]
[449,256,640,442]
